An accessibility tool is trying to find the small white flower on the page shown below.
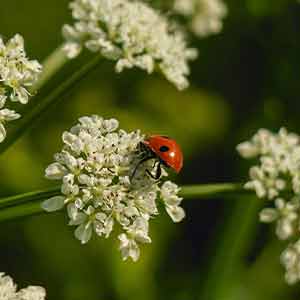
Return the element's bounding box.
[42,196,66,212]
[173,0,227,37]
[260,197,300,240]
[161,181,185,222]
[0,96,20,143]
[236,141,260,158]
[0,273,46,300]
[0,34,42,143]
[45,162,68,179]
[118,217,151,262]
[166,205,185,223]
[16,286,46,300]
[281,240,300,285]
[43,115,185,261]
[118,233,141,262]
[74,221,93,244]
[62,0,197,90]
[0,273,16,299]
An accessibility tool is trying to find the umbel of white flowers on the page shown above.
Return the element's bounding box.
[62,0,197,90]
[0,34,42,143]
[173,0,227,37]
[43,115,185,262]
[0,273,46,300]
[237,128,300,285]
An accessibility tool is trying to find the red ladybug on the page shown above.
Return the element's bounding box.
[132,135,183,180]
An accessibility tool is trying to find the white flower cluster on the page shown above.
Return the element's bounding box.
[0,34,42,143]
[0,273,46,300]
[237,128,300,200]
[62,0,197,90]
[237,128,300,285]
[173,0,227,37]
[43,115,185,262]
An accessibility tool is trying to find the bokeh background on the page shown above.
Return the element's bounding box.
[0,0,300,299]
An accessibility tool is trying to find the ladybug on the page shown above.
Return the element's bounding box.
[132,135,183,180]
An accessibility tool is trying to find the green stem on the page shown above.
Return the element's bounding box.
[0,186,60,222]
[0,201,49,223]
[29,45,69,92]
[180,183,245,199]
[0,183,251,223]
[200,195,262,300]
[0,47,102,154]
[0,186,60,209]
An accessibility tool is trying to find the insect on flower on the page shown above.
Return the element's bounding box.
[132,135,184,180]
[43,116,185,261]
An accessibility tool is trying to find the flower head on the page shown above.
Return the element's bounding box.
[43,115,185,261]
[0,34,42,104]
[0,34,42,143]
[62,0,197,90]
[0,273,46,300]
[173,0,227,37]
[237,128,300,200]
[238,128,300,285]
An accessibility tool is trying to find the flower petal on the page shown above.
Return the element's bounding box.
[166,205,185,223]
[0,123,6,143]
[41,196,65,212]
[74,222,92,244]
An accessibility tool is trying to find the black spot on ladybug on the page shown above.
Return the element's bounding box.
[159,145,169,152]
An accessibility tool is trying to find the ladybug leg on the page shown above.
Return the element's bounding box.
[131,156,154,180]
[152,160,157,168]
[155,162,162,180]
[146,162,162,181]
[107,168,115,174]
[146,169,156,180]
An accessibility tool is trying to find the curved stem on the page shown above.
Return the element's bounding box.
[0,47,102,155]
[0,183,252,223]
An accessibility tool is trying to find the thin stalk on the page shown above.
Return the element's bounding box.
[199,195,262,300]
[180,183,246,199]
[0,201,47,223]
[29,45,69,92]
[0,52,102,154]
[0,183,252,223]
[0,186,60,209]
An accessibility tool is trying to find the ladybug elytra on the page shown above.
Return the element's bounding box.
[132,135,183,180]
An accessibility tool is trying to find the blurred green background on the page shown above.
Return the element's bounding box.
[0,0,300,299]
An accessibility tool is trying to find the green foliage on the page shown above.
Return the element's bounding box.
[1,0,300,299]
